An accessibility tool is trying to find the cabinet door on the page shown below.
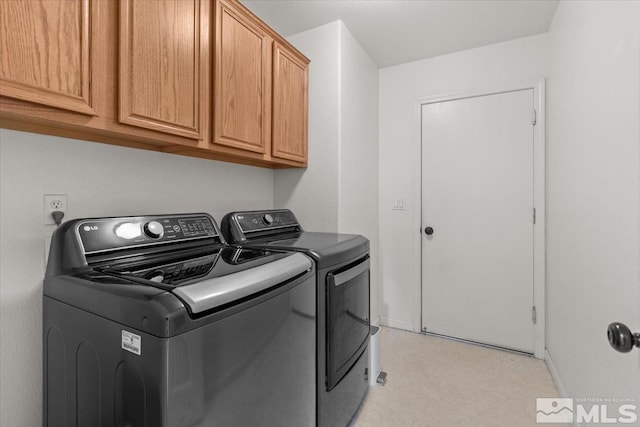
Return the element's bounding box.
[214,0,270,154]
[119,0,208,139]
[0,0,95,115]
[272,42,308,164]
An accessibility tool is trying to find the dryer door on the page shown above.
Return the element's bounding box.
[326,256,370,390]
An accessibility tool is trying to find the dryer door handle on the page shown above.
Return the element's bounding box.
[332,257,370,287]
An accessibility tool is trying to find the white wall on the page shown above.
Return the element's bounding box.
[275,21,380,323]
[546,0,640,401]
[378,34,549,331]
[275,22,341,232]
[338,24,380,324]
[0,129,274,427]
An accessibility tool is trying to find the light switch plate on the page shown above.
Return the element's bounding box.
[392,199,405,210]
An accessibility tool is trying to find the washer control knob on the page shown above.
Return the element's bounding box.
[144,221,164,239]
[263,214,274,225]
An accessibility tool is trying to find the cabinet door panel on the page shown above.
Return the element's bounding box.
[0,0,95,115]
[119,0,208,139]
[214,1,269,153]
[272,43,308,163]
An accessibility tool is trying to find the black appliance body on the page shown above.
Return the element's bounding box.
[221,209,370,427]
[44,213,316,427]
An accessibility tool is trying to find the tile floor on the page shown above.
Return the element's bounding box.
[351,327,562,427]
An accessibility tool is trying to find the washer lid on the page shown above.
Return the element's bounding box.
[102,247,312,314]
[174,252,312,314]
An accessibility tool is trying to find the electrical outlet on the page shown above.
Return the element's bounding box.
[44,194,67,225]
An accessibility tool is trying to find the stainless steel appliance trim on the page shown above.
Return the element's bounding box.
[173,253,312,313]
[333,258,370,287]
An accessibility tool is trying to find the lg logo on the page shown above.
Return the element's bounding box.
[83,225,98,232]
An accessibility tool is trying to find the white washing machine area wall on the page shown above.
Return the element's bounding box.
[221,209,373,427]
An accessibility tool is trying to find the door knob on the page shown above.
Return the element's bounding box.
[424,227,434,236]
[607,322,640,353]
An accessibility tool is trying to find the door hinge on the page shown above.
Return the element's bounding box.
[532,109,537,126]
[532,306,537,324]
[533,208,536,224]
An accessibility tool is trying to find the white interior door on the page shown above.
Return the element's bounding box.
[421,89,535,353]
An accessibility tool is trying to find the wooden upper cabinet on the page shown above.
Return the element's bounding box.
[119,0,209,139]
[214,0,270,154]
[271,42,309,164]
[0,0,308,168]
[0,0,95,115]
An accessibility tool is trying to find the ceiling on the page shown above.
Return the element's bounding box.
[241,0,559,68]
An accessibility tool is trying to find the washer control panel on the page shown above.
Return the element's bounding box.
[78,214,220,254]
[233,210,299,233]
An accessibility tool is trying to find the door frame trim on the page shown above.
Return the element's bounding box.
[415,79,546,359]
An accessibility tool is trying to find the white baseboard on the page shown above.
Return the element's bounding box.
[380,316,415,331]
[544,350,567,397]
[545,350,580,427]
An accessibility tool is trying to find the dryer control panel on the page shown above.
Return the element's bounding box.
[234,210,298,233]
[221,210,302,243]
[77,214,220,254]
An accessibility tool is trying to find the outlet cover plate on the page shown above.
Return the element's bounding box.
[44,194,67,225]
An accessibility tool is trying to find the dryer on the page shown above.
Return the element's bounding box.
[221,209,370,427]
